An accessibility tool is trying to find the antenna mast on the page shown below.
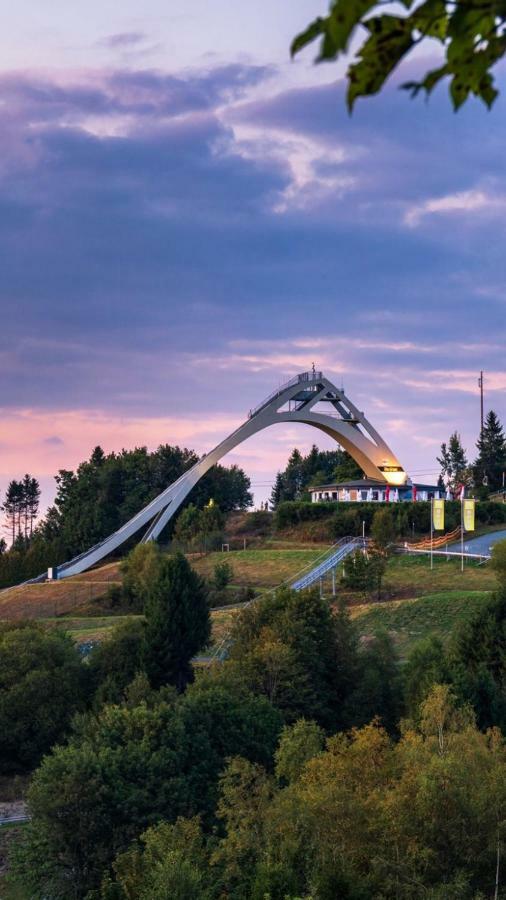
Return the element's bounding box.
[478,371,484,438]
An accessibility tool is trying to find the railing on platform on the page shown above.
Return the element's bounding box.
[248,370,322,419]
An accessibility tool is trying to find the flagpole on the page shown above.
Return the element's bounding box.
[430,497,434,571]
[461,492,464,573]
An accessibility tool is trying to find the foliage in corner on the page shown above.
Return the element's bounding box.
[291,0,506,110]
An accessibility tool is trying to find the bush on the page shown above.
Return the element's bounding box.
[88,619,145,707]
[342,549,377,592]
[333,507,362,538]
[242,510,272,535]
[121,542,162,612]
[0,623,88,772]
[103,584,124,608]
[275,499,506,539]
[173,504,225,552]
[213,561,233,590]
[275,501,335,528]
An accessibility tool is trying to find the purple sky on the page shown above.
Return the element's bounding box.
[0,4,505,510]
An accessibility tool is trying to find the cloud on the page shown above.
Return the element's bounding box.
[405,370,506,394]
[100,32,147,49]
[405,188,506,227]
[0,59,505,509]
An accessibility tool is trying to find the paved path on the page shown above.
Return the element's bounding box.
[450,528,506,556]
[0,802,28,826]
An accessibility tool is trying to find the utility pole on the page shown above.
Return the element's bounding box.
[478,371,484,438]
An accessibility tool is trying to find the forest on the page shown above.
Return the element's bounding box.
[1,534,506,898]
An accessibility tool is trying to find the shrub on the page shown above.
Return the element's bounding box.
[245,510,272,535]
[275,499,506,539]
[0,623,88,771]
[213,560,233,590]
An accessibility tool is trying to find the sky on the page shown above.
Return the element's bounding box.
[0,1,505,513]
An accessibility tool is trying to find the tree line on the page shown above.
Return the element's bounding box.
[439,410,506,497]
[271,445,362,507]
[1,474,41,547]
[270,411,506,510]
[0,444,252,588]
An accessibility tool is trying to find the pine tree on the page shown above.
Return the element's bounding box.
[21,474,41,538]
[270,472,286,509]
[2,480,24,545]
[303,444,321,483]
[474,410,506,493]
[284,449,305,500]
[90,446,106,467]
[143,552,210,691]
[273,445,363,501]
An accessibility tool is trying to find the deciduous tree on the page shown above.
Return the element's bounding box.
[291,0,506,112]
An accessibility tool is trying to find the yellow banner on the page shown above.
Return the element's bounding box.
[432,499,445,531]
[463,499,476,532]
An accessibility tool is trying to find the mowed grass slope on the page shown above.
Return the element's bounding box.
[0,548,496,658]
[191,546,331,589]
[348,555,496,660]
[0,562,121,620]
[352,591,490,660]
[382,554,497,596]
[0,548,330,651]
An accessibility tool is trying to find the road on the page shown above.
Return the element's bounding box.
[452,528,506,557]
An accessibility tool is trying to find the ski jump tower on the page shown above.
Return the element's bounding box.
[55,371,406,579]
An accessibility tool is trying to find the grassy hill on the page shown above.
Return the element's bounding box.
[190,546,331,589]
[0,538,499,659]
[352,590,490,660]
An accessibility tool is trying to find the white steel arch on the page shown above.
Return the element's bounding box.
[56,371,406,579]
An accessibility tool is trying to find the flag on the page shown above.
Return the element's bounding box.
[385,485,390,502]
[432,498,445,531]
[412,485,417,501]
[463,498,475,532]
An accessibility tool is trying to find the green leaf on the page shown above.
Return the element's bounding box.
[478,73,499,108]
[412,0,448,39]
[449,74,471,110]
[292,0,506,110]
[448,2,496,40]
[402,64,449,97]
[347,15,415,111]
[323,0,379,54]
[291,17,326,57]
[292,0,381,62]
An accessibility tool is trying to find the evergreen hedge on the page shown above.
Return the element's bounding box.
[275,499,506,539]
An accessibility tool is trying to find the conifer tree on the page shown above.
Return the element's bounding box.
[284,449,305,500]
[143,552,210,691]
[2,480,24,545]
[474,410,506,493]
[21,474,41,537]
[270,472,286,509]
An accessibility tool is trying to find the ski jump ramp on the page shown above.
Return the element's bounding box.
[55,370,406,579]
